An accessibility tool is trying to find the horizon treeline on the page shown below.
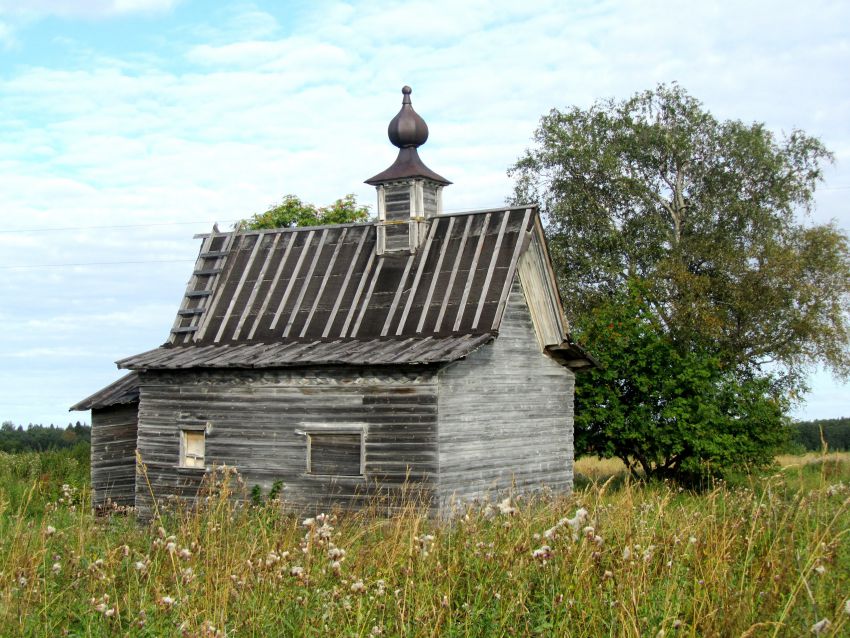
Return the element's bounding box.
[790,417,850,451]
[0,421,90,453]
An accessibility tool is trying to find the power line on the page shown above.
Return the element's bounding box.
[0,219,239,234]
[0,258,195,270]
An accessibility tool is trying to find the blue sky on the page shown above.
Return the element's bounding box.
[0,0,848,426]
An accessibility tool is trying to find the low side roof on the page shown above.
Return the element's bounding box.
[70,372,139,411]
[118,334,492,370]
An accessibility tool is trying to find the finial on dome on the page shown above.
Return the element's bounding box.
[388,85,429,149]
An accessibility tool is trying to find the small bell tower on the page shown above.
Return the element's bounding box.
[366,86,451,255]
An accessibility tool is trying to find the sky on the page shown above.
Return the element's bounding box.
[0,0,848,426]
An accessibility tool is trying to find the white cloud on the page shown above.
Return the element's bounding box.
[0,0,182,17]
[1,0,849,425]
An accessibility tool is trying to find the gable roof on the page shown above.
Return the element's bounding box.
[119,206,572,371]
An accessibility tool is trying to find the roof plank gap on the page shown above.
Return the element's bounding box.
[349,258,385,338]
[416,216,455,333]
[214,233,265,343]
[339,247,377,338]
[247,232,296,340]
[300,227,349,338]
[269,230,316,331]
[453,212,491,331]
[396,217,440,336]
[231,233,281,340]
[434,215,472,332]
[283,228,329,337]
[472,210,511,329]
[491,208,533,331]
[381,254,415,336]
[322,226,370,338]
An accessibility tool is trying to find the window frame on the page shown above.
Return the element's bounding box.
[179,425,207,470]
[297,424,367,478]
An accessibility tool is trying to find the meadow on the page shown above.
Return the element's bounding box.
[0,447,849,637]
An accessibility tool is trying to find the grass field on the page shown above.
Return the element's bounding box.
[1,449,849,637]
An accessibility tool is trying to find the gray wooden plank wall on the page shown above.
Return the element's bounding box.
[91,403,139,509]
[134,367,439,517]
[436,279,574,512]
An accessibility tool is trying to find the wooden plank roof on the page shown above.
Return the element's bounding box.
[118,334,493,370]
[69,372,139,411]
[113,205,576,371]
[169,206,538,341]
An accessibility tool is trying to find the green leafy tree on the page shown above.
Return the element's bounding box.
[239,194,370,230]
[510,84,850,479]
[576,282,786,482]
[511,83,850,391]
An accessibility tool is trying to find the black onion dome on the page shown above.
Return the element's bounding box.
[365,86,451,186]
[388,86,429,148]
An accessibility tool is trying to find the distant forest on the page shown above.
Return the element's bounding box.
[0,421,91,453]
[1,418,848,454]
[791,417,850,451]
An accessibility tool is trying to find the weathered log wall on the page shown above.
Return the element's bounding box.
[436,280,574,511]
[91,403,138,509]
[135,367,439,517]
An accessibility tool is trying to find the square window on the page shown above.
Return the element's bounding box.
[307,431,364,477]
[181,429,205,468]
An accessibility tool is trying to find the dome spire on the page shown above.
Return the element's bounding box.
[387,86,429,149]
[365,86,451,186]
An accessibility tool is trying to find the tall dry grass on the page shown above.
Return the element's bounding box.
[1,457,849,637]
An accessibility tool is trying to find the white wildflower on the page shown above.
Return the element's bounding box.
[178,547,192,561]
[302,518,316,528]
[814,565,826,575]
[290,566,304,577]
[134,561,147,574]
[52,562,61,575]
[45,525,56,536]
[159,595,175,608]
[811,619,831,635]
[165,542,177,554]
[497,497,517,516]
[565,508,588,536]
[622,546,632,561]
[350,579,366,594]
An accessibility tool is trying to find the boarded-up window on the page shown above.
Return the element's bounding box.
[307,432,363,476]
[181,430,205,468]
